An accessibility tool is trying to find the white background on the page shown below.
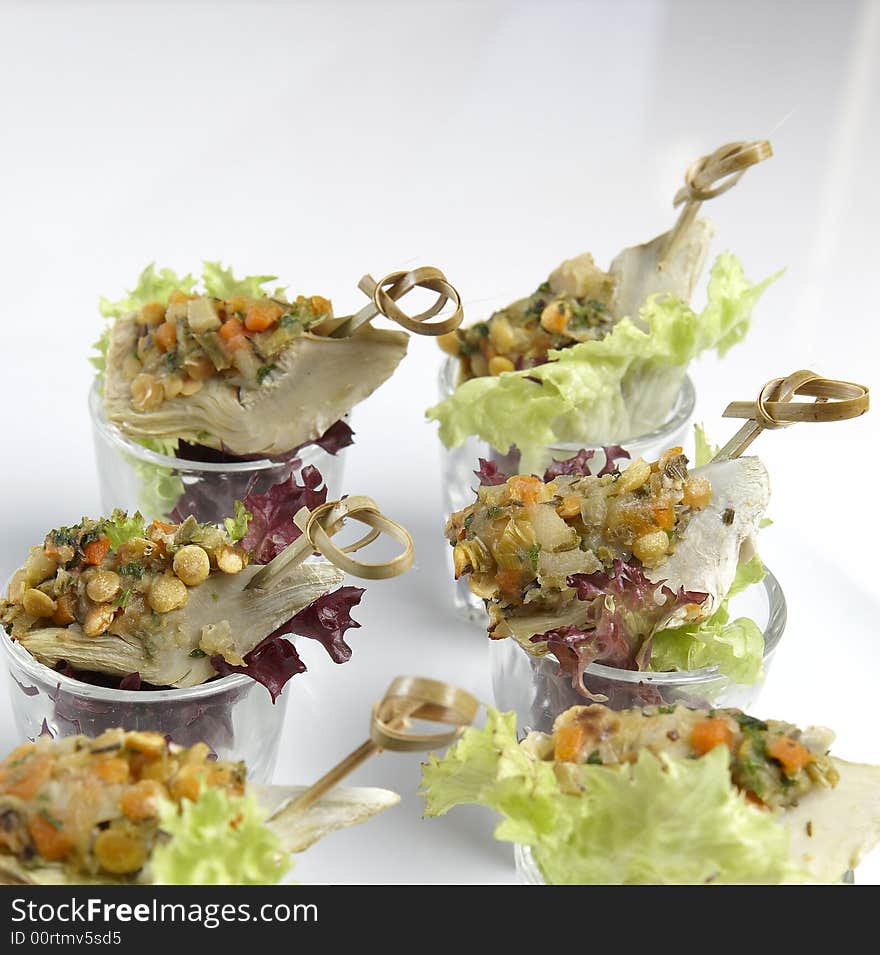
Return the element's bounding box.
[0,0,878,884]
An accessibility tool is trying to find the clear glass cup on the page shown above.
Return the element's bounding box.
[0,630,287,783]
[491,570,786,735]
[514,844,854,884]
[89,381,348,523]
[437,358,696,621]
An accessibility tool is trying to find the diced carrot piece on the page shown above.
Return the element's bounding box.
[2,753,52,800]
[140,302,167,325]
[219,318,248,351]
[555,723,586,762]
[150,520,177,535]
[27,812,73,862]
[682,477,712,509]
[83,537,110,566]
[120,780,167,821]
[556,496,581,520]
[244,300,283,332]
[767,736,814,775]
[309,295,332,316]
[651,503,675,530]
[154,320,177,352]
[691,717,735,756]
[226,296,250,314]
[507,475,545,506]
[95,758,130,785]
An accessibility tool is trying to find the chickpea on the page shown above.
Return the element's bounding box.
[183,354,215,381]
[488,355,515,376]
[83,603,116,637]
[555,496,581,520]
[436,331,462,356]
[468,352,489,378]
[162,374,184,400]
[130,373,164,411]
[617,457,652,492]
[125,731,167,757]
[148,575,188,613]
[93,828,147,875]
[216,546,244,575]
[488,315,517,354]
[22,588,57,618]
[170,764,203,802]
[172,545,210,586]
[540,301,570,335]
[86,570,120,603]
[117,538,154,563]
[24,549,58,587]
[632,530,670,568]
[179,376,203,396]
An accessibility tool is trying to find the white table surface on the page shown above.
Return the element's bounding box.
[0,0,878,884]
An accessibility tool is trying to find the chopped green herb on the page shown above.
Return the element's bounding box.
[525,543,541,569]
[39,809,64,830]
[256,363,277,385]
[463,513,475,529]
[536,281,551,294]
[189,649,207,659]
[279,313,302,331]
[473,322,490,337]
[119,562,144,579]
[586,750,603,765]
[657,705,676,714]
[114,588,132,609]
[487,505,503,518]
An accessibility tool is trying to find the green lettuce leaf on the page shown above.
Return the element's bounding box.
[202,261,285,300]
[649,554,767,683]
[103,509,147,550]
[130,436,185,520]
[224,500,252,543]
[151,789,291,885]
[99,264,197,319]
[427,254,778,470]
[421,707,809,884]
[693,422,720,467]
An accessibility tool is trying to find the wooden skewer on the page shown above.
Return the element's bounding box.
[713,370,870,461]
[245,495,413,590]
[329,266,463,338]
[661,139,773,266]
[285,676,480,815]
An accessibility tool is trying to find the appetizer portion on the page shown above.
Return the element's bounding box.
[96,263,408,456]
[0,729,398,885]
[422,704,880,884]
[446,444,769,687]
[0,469,379,695]
[428,143,775,473]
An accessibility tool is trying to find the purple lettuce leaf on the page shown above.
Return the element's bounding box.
[543,449,596,481]
[210,634,307,704]
[474,458,508,486]
[240,465,328,563]
[596,444,631,477]
[305,419,355,456]
[209,586,365,700]
[530,560,707,697]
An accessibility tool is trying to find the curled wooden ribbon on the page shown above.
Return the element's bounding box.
[714,370,870,460]
[285,676,480,814]
[329,265,463,338]
[662,139,772,264]
[245,494,414,590]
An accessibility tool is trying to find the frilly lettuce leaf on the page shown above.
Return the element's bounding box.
[427,254,778,471]
[224,500,252,543]
[649,554,767,683]
[99,264,197,319]
[421,707,809,884]
[693,422,720,467]
[103,509,147,550]
[201,261,286,300]
[151,789,291,885]
[131,436,185,520]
